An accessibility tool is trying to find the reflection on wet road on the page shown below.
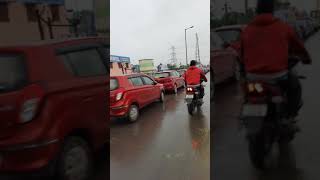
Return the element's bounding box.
[109,74,210,180]
[212,32,320,180]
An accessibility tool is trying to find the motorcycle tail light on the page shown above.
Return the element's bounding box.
[187,87,193,92]
[247,83,264,93]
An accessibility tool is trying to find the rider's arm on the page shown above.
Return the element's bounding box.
[200,71,207,82]
[288,26,312,64]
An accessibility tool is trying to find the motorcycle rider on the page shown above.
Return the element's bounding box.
[240,0,312,120]
[184,60,208,100]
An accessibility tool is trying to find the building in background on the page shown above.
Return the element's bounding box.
[94,0,108,36]
[110,55,132,76]
[0,0,107,44]
[139,59,155,73]
[0,0,69,44]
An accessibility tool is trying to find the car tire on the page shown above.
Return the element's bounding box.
[173,84,178,94]
[210,68,215,101]
[127,104,139,122]
[159,91,165,103]
[233,60,241,81]
[56,136,93,180]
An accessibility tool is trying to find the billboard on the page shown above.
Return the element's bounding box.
[111,55,130,63]
[139,59,154,72]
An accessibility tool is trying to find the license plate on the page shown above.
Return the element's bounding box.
[242,104,267,117]
[185,94,194,99]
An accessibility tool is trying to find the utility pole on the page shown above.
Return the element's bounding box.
[222,1,231,15]
[195,33,201,64]
[169,46,178,65]
[184,26,194,65]
[244,0,248,14]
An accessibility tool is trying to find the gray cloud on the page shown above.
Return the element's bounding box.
[111,0,210,65]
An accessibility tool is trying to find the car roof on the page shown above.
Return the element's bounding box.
[155,70,174,73]
[214,25,246,31]
[111,73,150,78]
[0,36,108,49]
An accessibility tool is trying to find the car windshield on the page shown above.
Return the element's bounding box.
[154,72,170,78]
[216,30,241,43]
[0,54,27,93]
[110,78,119,91]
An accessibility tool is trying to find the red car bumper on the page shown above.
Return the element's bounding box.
[162,82,175,91]
[0,139,60,172]
[110,100,129,118]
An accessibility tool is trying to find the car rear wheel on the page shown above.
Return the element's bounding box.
[128,104,139,122]
[159,91,165,103]
[173,84,178,94]
[233,60,241,81]
[56,136,93,180]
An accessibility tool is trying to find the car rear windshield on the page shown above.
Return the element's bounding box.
[110,78,119,91]
[0,54,27,93]
[154,72,170,78]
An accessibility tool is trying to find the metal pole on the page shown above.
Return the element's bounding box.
[185,29,188,65]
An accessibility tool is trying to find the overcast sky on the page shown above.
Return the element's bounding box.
[111,0,210,65]
[213,0,316,17]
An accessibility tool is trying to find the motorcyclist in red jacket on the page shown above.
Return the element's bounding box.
[184,60,208,98]
[240,0,312,118]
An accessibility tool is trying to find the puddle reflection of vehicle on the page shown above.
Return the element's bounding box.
[188,114,209,160]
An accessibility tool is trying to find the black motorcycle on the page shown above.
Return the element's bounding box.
[240,57,306,169]
[185,80,205,115]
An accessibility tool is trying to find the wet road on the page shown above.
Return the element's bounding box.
[108,74,210,180]
[212,32,320,180]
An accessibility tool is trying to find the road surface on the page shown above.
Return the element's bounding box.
[212,32,320,179]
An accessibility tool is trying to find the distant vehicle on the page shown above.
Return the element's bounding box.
[154,70,185,94]
[214,25,245,44]
[211,31,241,99]
[177,69,187,76]
[0,37,109,180]
[110,74,164,122]
[214,25,246,58]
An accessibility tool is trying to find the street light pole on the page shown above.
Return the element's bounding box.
[184,26,194,65]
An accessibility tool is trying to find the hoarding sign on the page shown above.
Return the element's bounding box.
[111,55,130,63]
[139,59,154,72]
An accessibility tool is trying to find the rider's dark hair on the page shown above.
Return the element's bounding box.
[190,60,197,66]
[256,0,274,14]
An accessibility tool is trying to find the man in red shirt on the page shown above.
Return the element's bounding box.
[240,0,311,118]
[184,60,208,98]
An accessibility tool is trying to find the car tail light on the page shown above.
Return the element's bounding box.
[115,88,125,102]
[19,84,45,123]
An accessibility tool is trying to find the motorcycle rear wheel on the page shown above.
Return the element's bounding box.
[187,103,195,115]
[248,134,269,170]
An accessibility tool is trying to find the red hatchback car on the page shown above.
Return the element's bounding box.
[0,37,108,180]
[153,70,185,94]
[110,74,164,122]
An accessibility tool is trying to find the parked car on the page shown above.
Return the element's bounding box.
[177,69,187,76]
[211,31,241,99]
[0,37,109,180]
[110,74,164,122]
[153,70,185,94]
